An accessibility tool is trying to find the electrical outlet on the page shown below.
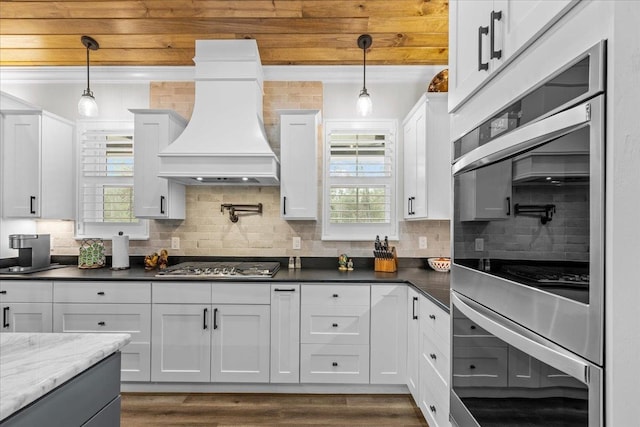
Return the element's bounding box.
[171,237,180,250]
[419,236,428,249]
[292,236,301,250]
[475,238,484,252]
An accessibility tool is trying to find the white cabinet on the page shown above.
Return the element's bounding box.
[1,111,74,219]
[0,281,52,333]
[53,281,152,382]
[418,295,451,427]
[151,282,211,382]
[300,284,370,384]
[131,109,187,219]
[448,0,578,111]
[459,161,512,221]
[279,110,320,220]
[211,304,270,383]
[270,284,300,383]
[406,288,420,401]
[370,284,407,384]
[152,303,212,382]
[402,93,450,220]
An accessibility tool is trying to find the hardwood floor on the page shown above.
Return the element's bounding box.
[120,393,429,426]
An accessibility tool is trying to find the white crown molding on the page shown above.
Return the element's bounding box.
[0,65,447,84]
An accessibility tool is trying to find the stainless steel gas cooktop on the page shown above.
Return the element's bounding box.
[155,261,281,279]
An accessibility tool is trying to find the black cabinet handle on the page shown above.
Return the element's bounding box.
[506,196,511,216]
[2,306,9,328]
[274,288,296,292]
[30,196,36,214]
[213,308,218,330]
[478,26,489,71]
[332,362,338,367]
[470,325,477,330]
[490,10,503,60]
[97,291,105,296]
[332,323,338,328]
[429,314,436,320]
[98,321,106,326]
[430,353,437,360]
[412,296,418,320]
[332,294,339,298]
[429,405,437,413]
[160,196,166,214]
[283,196,287,215]
[203,308,209,330]
[470,364,476,370]
[0,290,7,294]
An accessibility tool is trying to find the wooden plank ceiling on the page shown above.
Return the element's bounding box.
[0,0,449,66]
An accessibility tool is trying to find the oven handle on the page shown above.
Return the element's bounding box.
[452,98,595,176]
[452,292,594,384]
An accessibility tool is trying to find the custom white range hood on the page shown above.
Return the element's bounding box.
[158,40,279,185]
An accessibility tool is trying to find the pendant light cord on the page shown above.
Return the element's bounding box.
[86,45,91,93]
[362,44,367,92]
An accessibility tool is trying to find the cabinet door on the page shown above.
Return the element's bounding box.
[498,0,577,61]
[403,111,418,219]
[424,95,452,219]
[270,284,300,383]
[413,106,428,218]
[1,302,52,332]
[280,111,318,220]
[507,345,540,388]
[407,289,420,402]
[2,113,40,217]
[370,285,407,384]
[133,111,186,220]
[449,0,495,110]
[211,304,270,383]
[151,304,211,382]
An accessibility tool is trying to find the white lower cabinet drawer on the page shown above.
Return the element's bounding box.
[300,344,369,384]
[420,356,450,427]
[421,330,450,384]
[120,342,151,382]
[302,284,370,307]
[53,303,151,342]
[300,305,370,345]
[54,281,151,304]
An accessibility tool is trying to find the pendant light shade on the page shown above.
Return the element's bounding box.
[78,36,99,117]
[356,34,373,117]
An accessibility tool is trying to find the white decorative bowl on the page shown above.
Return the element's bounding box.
[427,257,451,273]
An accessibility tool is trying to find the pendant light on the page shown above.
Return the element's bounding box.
[356,34,373,117]
[78,35,99,117]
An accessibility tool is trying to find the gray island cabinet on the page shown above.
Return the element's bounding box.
[0,333,130,426]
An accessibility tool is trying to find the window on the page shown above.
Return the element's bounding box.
[322,120,398,241]
[76,120,148,240]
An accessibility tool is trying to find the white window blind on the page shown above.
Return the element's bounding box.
[323,120,398,241]
[76,121,148,240]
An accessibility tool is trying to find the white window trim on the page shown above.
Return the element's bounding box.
[322,119,399,241]
[75,119,149,240]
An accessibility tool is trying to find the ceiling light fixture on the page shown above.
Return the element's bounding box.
[78,35,99,117]
[356,34,373,117]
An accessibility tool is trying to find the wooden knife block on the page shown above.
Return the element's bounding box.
[374,247,397,272]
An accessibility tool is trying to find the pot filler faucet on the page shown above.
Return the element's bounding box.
[8,234,51,271]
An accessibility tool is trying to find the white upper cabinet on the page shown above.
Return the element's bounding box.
[278,110,320,220]
[131,109,187,220]
[402,93,450,220]
[1,111,74,219]
[449,0,578,111]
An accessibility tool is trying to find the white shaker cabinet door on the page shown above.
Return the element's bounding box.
[211,304,270,383]
[0,302,52,333]
[406,288,421,402]
[151,303,212,382]
[370,284,407,384]
[2,113,40,217]
[270,284,300,383]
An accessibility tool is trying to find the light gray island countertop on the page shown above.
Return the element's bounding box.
[0,332,131,422]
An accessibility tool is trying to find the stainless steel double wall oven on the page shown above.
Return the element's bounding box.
[450,41,606,427]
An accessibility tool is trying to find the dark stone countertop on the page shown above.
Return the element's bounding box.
[0,264,451,312]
